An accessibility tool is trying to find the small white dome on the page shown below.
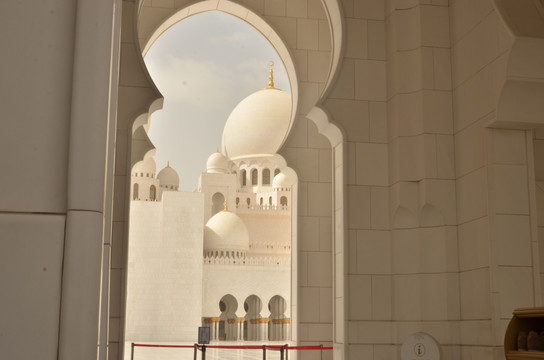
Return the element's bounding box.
[273,172,293,188]
[222,88,292,160]
[157,164,179,188]
[207,151,230,173]
[132,157,156,176]
[204,210,249,252]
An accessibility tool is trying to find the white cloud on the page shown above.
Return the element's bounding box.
[142,11,291,191]
[146,55,236,109]
[210,31,253,46]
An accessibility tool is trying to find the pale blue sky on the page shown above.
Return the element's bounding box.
[144,11,290,191]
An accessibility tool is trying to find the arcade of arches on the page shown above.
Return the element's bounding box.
[202,294,289,342]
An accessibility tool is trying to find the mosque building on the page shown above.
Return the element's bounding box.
[124,67,295,344]
[6,1,544,360]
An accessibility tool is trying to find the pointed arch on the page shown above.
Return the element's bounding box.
[141,1,299,153]
[114,1,347,358]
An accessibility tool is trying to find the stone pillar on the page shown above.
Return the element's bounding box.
[269,318,277,341]
[271,318,290,341]
[227,318,238,341]
[213,318,220,341]
[260,318,269,341]
[202,318,218,341]
[386,1,458,357]
[58,1,121,360]
[237,318,244,340]
[110,0,161,357]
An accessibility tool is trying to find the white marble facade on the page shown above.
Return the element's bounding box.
[125,157,293,343]
[4,1,544,360]
[125,79,294,345]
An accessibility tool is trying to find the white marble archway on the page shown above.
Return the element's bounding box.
[115,0,348,358]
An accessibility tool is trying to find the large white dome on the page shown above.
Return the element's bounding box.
[204,210,249,253]
[222,88,292,160]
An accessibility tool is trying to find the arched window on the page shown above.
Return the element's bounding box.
[280,196,288,206]
[260,197,263,205]
[269,196,272,205]
[274,168,280,176]
[149,185,156,201]
[236,197,240,206]
[246,198,251,207]
[133,183,139,200]
[251,169,258,185]
[212,192,225,216]
[241,169,247,186]
[262,168,270,185]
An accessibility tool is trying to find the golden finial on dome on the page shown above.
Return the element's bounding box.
[223,199,229,212]
[268,61,274,89]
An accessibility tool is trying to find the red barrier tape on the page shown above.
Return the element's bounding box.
[133,344,194,348]
[133,343,333,351]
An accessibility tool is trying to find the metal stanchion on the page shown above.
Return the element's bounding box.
[320,344,323,360]
[280,345,284,360]
[131,342,135,360]
[262,344,266,360]
[285,344,289,360]
[193,344,197,360]
[202,345,206,360]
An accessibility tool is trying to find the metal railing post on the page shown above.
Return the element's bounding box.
[320,344,323,360]
[285,344,289,360]
[262,344,266,360]
[193,344,197,360]
[202,345,206,360]
[280,345,284,360]
[131,342,135,360]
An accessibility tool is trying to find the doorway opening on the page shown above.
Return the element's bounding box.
[123,9,299,355]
